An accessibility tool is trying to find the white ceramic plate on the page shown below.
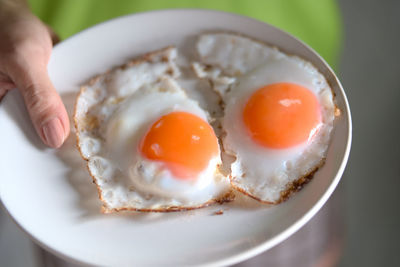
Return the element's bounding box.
[0,10,351,267]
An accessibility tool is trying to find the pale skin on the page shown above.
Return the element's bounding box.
[0,0,69,148]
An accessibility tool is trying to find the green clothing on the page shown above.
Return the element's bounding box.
[28,0,342,68]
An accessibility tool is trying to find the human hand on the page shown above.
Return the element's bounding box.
[0,1,69,148]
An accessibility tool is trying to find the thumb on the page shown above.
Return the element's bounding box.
[8,58,70,148]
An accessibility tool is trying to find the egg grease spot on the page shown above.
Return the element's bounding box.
[279,99,302,107]
[191,135,200,143]
[150,143,162,156]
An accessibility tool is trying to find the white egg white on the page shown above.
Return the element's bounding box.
[74,47,231,212]
[105,80,228,204]
[195,33,336,203]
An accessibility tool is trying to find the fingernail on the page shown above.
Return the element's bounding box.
[42,117,65,148]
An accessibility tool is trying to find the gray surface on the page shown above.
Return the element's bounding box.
[1,1,400,266]
[337,0,400,266]
[0,206,37,267]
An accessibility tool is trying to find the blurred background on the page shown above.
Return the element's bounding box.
[337,0,400,265]
[1,0,399,266]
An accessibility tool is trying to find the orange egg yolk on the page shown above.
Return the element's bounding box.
[243,82,322,149]
[140,111,219,179]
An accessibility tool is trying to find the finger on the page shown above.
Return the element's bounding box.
[0,81,15,102]
[45,25,60,45]
[7,58,70,148]
[0,72,12,82]
[0,81,15,91]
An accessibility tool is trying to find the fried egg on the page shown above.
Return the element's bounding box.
[74,47,231,212]
[193,33,337,203]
